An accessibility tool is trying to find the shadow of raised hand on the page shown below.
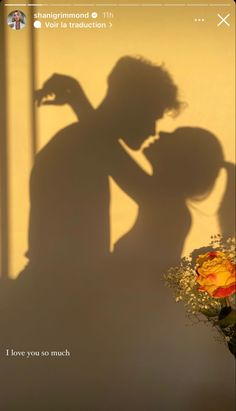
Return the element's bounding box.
[35,73,93,119]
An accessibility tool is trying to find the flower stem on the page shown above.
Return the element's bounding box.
[225,297,231,308]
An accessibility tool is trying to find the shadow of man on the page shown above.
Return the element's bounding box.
[0,55,184,411]
[25,56,180,278]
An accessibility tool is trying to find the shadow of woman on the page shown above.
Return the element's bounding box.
[105,126,235,410]
[114,126,235,285]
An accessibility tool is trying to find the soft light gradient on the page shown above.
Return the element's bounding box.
[1,0,235,277]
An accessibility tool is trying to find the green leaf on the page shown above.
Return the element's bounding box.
[200,309,218,317]
[218,310,236,328]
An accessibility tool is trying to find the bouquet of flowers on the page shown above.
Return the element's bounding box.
[164,236,236,357]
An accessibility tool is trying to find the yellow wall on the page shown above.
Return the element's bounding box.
[2,0,235,277]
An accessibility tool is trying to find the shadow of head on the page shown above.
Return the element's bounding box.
[103,56,181,149]
[144,127,224,198]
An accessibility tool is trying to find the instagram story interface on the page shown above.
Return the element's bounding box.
[0,1,235,411]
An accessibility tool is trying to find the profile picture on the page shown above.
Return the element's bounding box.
[7,10,26,30]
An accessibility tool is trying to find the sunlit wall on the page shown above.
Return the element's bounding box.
[1,0,235,278]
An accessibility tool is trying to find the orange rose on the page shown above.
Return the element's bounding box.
[195,251,236,298]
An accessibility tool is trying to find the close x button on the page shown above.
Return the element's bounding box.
[217,13,230,27]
